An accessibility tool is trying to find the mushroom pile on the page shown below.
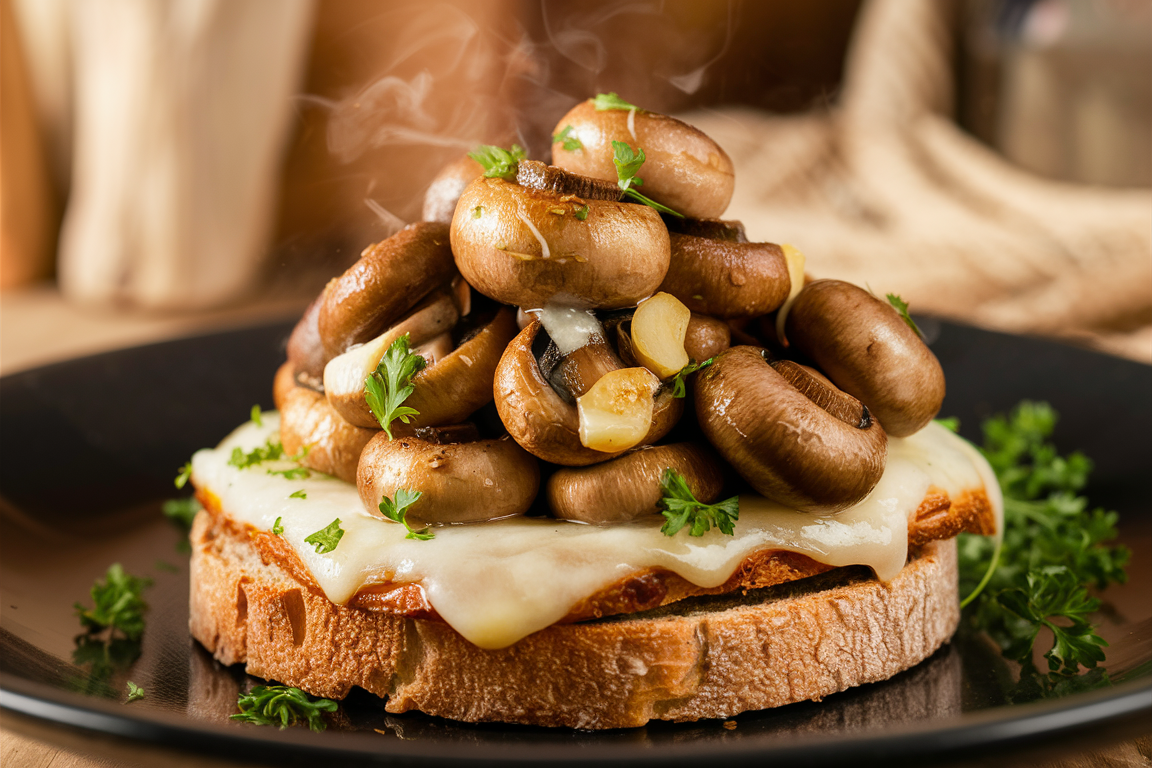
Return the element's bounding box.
[275,93,946,535]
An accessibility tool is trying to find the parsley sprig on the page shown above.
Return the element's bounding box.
[552,124,583,152]
[126,681,145,703]
[365,334,427,439]
[658,468,739,537]
[611,141,683,217]
[959,402,1129,676]
[228,439,285,469]
[304,519,344,554]
[74,564,152,641]
[467,143,527,180]
[231,685,338,731]
[886,293,922,338]
[593,92,641,111]
[379,488,433,540]
[669,357,715,399]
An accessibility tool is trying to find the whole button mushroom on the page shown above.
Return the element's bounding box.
[450,165,670,310]
[422,154,484,224]
[783,280,946,437]
[550,95,735,220]
[695,346,888,512]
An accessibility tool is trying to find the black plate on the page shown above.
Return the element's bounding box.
[2,320,1150,767]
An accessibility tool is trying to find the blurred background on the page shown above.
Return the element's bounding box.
[2,0,1150,374]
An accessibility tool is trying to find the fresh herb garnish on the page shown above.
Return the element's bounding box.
[379,488,433,540]
[162,497,201,530]
[472,205,483,219]
[304,519,344,554]
[174,461,192,489]
[934,416,960,432]
[611,141,683,217]
[593,92,641,111]
[228,439,285,469]
[658,468,739,537]
[231,685,337,731]
[552,124,583,152]
[574,204,589,221]
[885,293,922,338]
[669,357,715,398]
[126,681,145,703]
[959,401,1129,676]
[467,143,527,181]
[364,334,427,439]
[272,517,284,535]
[289,490,307,500]
[268,466,311,480]
[74,564,152,641]
[250,405,263,427]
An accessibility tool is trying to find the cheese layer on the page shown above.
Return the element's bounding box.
[192,416,1000,649]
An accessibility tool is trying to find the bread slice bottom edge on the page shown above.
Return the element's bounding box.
[189,508,960,729]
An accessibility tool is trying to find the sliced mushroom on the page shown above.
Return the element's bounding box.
[550,99,735,219]
[280,382,379,484]
[450,175,670,309]
[318,222,457,358]
[659,233,792,319]
[422,155,484,224]
[695,346,887,512]
[494,321,683,466]
[324,292,460,428]
[784,280,945,437]
[357,433,539,525]
[547,442,725,524]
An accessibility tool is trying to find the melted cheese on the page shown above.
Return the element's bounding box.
[530,305,602,354]
[191,416,1000,650]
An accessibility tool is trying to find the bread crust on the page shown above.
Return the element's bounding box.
[190,507,960,728]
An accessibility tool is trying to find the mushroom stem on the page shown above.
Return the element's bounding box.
[516,160,621,201]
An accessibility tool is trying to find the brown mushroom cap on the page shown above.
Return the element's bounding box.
[422,155,484,224]
[450,176,670,309]
[279,380,378,484]
[658,233,791,319]
[684,312,731,363]
[285,293,328,388]
[547,442,725,524]
[318,222,457,358]
[356,433,539,525]
[695,346,888,512]
[550,100,735,220]
[784,280,946,437]
[494,321,683,466]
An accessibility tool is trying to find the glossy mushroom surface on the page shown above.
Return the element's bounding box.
[659,234,791,319]
[422,155,484,224]
[279,382,378,484]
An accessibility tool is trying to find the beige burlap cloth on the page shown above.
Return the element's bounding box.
[685,0,1152,363]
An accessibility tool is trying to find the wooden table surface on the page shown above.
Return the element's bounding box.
[1,284,1148,767]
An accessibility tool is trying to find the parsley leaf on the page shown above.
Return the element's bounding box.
[467,143,527,180]
[304,519,344,554]
[593,92,641,111]
[885,293,922,338]
[162,497,200,530]
[379,488,433,540]
[669,357,715,398]
[126,681,145,703]
[74,564,152,641]
[611,141,684,217]
[959,401,1130,676]
[228,439,285,469]
[289,490,307,500]
[552,124,583,152]
[268,466,311,480]
[272,516,284,535]
[934,416,960,432]
[250,405,263,427]
[658,468,739,537]
[231,685,337,731]
[574,204,589,221]
[364,334,427,439]
[174,461,192,489]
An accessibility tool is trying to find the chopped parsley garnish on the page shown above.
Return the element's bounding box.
[574,204,589,220]
[669,357,715,398]
[74,564,152,641]
[658,468,739,537]
[250,405,263,427]
[552,124,583,152]
[934,416,960,432]
[379,488,433,540]
[467,143,527,181]
[272,516,284,535]
[162,496,201,530]
[304,519,344,554]
[959,401,1129,676]
[174,461,192,489]
[472,205,483,219]
[593,92,641,111]
[268,466,311,480]
[289,490,307,500]
[126,681,145,703]
[611,141,683,217]
[231,685,337,731]
[885,293,922,338]
[364,334,427,439]
[228,439,285,469]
